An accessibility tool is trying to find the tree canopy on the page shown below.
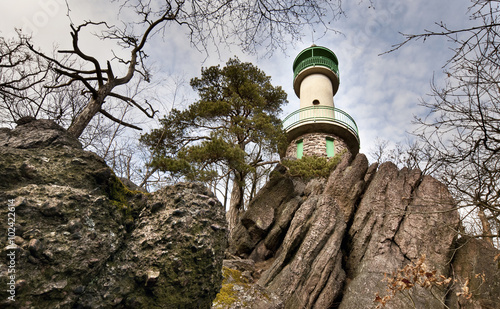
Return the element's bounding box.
[0,0,347,189]
[141,58,288,230]
[0,0,345,138]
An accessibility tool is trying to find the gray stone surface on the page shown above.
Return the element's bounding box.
[285,132,347,158]
[448,237,500,309]
[213,263,283,309]
[340,163,460,309]
[258,194,346,309]
[324,153,368,222]
[78,183,227,308]
[0,119,82,149]
[229,153,495,309]
[0,120,227,308]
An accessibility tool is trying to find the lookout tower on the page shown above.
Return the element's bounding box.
[282,45,360,158]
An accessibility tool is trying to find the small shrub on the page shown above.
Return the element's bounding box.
[281,152,344,179]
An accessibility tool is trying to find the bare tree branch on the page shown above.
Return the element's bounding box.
[99,108,142,130]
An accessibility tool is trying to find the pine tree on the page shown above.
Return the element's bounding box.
[141,58,287,232]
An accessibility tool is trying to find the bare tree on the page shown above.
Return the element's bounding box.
[24,19,159,138]
[0,36,52,125]
[7,0,347,139]
[414,60,500,246]
[79,73,190,191]
[368,137,438,173]
[389,0,500,246]
[0,34,100,129]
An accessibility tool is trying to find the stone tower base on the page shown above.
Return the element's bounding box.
[285,132,348,159]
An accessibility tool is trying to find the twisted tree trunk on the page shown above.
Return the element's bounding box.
[227,173,245,234]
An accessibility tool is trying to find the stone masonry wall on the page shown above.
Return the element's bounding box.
[285,132,348,158]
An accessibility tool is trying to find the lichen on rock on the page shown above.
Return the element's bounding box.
[0,120,228,308]
[213,262,283,309]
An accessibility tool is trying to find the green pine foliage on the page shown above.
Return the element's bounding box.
[141,57,288,186]
[281,153,344,179]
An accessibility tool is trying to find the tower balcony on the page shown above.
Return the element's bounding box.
[293,55,339,81]
[293,46,340,97]
[282,106,360,154]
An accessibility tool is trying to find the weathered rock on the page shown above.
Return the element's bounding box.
[261,195,302,255]
[448,237,500,308]
[258,194,346,309]
[0,182,132,309]
[229,166,304,259]
[213,266,283,309]
[324,153,369,222]
[229,158,354,308]
[229,154,485,309]
[223,259,257,278]
[340,163,460,309]
[0,119,82,149]
[78,183,227,308]
[0,120,228,308]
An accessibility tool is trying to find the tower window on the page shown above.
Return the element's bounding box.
[296,139,304,159]
[326,137,335,157]
[312,99,320,105]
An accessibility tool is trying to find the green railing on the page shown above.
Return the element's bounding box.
[293,56,339,80]
[282,106,359,142]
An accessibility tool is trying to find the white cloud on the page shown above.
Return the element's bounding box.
[0,0,475,161]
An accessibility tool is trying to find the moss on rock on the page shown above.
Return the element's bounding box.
[212,266,282,309]
[0,121,228,309]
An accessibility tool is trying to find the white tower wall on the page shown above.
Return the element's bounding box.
[299,73,334,109]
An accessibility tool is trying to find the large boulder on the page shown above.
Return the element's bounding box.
[448,237,500,308]
[228,153,479,309]
[78,183,227,308]
[340,162,460,309]
[0,120,227,308]
[230,154,371,308]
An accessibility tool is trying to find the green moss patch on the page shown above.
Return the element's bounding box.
[213,267,251,307]
[108,175,139,205]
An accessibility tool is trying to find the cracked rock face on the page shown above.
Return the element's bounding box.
[340,162,459,309]
[230,154,471,309]
[0,120,227,308]
[448,237,500,308]
[258,194,346,309]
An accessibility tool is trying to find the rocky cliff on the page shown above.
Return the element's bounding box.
[0,120,228,308]
[0,120,498,309]
[227,153,500,309]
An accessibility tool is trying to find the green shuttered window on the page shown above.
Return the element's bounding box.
[296,139,303,159]
[326,137,335,157]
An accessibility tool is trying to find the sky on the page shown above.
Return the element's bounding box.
[0,0,476,160]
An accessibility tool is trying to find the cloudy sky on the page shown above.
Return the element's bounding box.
[0,0,475,159]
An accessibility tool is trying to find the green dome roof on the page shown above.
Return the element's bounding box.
[293,45,339,81]
[292,45,340,97]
